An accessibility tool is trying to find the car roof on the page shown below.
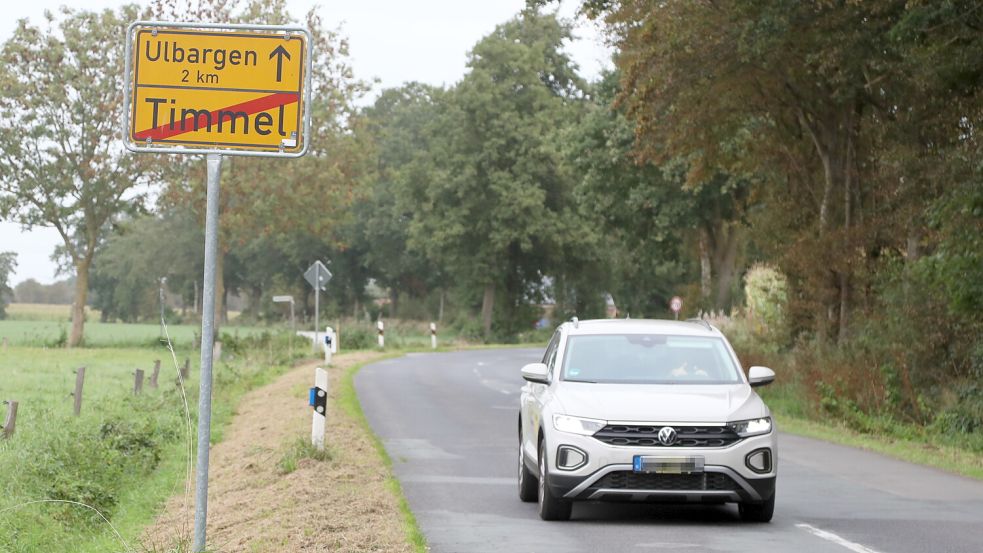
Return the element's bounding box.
[561,318,721,337]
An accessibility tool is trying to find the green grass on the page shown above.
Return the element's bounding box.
[0,318,269,348]
[773,410,983,481]
[337,354,428,553]
[0,330,305,553]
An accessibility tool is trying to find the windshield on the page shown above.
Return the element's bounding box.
[560,334,743,384]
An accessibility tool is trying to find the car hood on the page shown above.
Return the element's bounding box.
[554,382,766,423]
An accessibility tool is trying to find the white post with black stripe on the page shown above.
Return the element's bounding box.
[430,322,437,349]
[310,367,328,451]
[377,320,385,349]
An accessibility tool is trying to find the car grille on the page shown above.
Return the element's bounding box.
[592,424,741,448]
[594,471,740,491]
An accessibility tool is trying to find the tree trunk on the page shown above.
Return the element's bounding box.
[438,289,445,323]
[698,229,712,305]
[712,224,740,312]
[68,258,91,347]
[481,283,495,339]
[837,119,854,343]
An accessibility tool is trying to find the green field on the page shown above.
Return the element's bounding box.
[0,303,261,349]
[0,325,305,552]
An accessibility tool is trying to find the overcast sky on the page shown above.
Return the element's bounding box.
[0,0,612,285]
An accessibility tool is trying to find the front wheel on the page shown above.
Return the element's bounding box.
[739,492,775,522]
[537,440,572,521]
[518,434,538,502]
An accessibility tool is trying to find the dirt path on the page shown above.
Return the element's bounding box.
[143,352,414,552]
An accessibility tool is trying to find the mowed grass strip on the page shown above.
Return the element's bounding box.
[142,352,422,553]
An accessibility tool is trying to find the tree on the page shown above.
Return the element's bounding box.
[155,0,370,330]
[356,83,448,317]
[405,12,589,337]
[90,209,203,322]
[0,252,15,319]
[0,6,152,346]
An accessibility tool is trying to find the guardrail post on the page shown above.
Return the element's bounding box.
[72,367,85,416]
[1,400,17,439]
[149,359,160,388]
[134,369,144,395]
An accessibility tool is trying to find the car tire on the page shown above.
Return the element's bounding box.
[537,440,572,521]
[518,432,538,502]
[739,492,775,523]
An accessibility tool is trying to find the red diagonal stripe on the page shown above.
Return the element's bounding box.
[134,92,299,141]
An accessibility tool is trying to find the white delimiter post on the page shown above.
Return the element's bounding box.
[311,367,328,451]
[377,320,385,349]
[323,327,333,366]
[430,322,437,349]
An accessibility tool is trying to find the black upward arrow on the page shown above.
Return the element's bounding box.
[269,45,291,83]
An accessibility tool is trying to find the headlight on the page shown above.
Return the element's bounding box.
[553,414,606,436]
[728,417,772,437]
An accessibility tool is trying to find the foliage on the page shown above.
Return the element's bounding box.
[12,279,75,305]
[0,6,154,346]
[0,251,15,318]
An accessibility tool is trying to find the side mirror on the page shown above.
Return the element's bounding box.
[748,366,775,388]
[521,362,549,384]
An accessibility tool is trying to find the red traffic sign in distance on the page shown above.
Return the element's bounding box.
[669,296,683,314]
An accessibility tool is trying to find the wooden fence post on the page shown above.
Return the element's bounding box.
[2,400,17,439]
[149,360,160,388]
[134,369,144,395]
[72,367,85,416]
[180,358,190,379]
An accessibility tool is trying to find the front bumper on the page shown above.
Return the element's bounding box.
[546,429,777,504]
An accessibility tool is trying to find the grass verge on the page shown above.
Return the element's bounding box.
[337,353,428,553]
[775,410,983,480]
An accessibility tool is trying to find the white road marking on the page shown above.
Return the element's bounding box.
[797,523,884,553]
[634,543,700,549]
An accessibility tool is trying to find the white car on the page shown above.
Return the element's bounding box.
[518,318,777,522]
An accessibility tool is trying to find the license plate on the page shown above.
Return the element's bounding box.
[633,455,705,474]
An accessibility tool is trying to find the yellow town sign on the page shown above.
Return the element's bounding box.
[124,23,311,156]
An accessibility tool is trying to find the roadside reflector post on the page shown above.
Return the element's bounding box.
[149,359,161,388]
[71,366,85,416]
[310,367,328,451]
[2,400,18,439]
[134,369,145,395]
[323,327,333,366]
[430,322,437,349]
[181,358,190,380]
[377,320,385,349]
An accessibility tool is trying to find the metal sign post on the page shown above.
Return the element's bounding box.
[191,153,222,552]
[304,261,332,351]
[122,21,312,553]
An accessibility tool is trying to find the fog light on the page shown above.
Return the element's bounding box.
[745,448,772,474]
[556,445,588,470]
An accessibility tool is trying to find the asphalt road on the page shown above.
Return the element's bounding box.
[355,348,983,553]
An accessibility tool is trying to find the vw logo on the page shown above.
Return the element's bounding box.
[658,426,677,446]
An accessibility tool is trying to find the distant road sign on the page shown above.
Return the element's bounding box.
[669,296,683,314]
[304,261,332,291]
[272,295,293,303]
[123,21,311,157]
